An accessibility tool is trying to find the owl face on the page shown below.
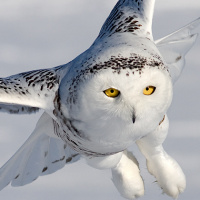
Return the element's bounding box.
[60,56,173,154]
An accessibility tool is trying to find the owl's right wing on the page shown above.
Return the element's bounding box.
[0,65,68,115]
[0,112,80,190]
[156,17,200,83]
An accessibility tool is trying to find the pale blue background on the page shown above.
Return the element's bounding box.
[0,0,199,199]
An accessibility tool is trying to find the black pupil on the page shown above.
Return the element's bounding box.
[146,87,149,91]
[110,89,115,93]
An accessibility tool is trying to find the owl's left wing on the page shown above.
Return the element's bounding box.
[0,113,80,190]
[0,65,67,115]
[156,17,200,83]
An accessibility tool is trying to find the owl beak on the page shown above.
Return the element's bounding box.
[132,114,136,124]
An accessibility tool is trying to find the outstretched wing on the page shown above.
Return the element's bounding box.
[0,112,80,190]
[156,17,200,83]
[96,0,155,40]
[0,65,68,114]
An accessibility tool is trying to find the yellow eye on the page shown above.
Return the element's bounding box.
[143,86,156,95]
[104,88,120,98]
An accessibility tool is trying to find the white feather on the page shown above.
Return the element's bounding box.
[112,151,144,199]
[156,17,200,83]
[0,113,80,190]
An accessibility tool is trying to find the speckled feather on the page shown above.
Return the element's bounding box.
[0,0,199,198]
[0,65,67,114]
[97,0,155,40]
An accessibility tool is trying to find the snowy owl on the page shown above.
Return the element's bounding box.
[0,0,199,199]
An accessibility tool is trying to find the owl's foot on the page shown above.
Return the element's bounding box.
[136,115,186,198]
[111,151,144,200]
[147,154,186,199]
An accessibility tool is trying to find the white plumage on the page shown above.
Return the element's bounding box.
[0,0,199,199]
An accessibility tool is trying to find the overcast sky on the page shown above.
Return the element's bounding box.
[0,0,199,200]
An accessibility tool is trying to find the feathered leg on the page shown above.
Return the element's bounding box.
[111,151,144,199]
[85,150,144,199]
[136,115,186,198]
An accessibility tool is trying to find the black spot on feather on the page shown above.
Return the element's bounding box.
[42,167,48,173]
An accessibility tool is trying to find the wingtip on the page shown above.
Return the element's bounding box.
[188,17,200,30]
[155,17,200,45]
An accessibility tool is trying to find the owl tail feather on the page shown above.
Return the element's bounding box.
[0,113,80,190]
[156,17,200,83]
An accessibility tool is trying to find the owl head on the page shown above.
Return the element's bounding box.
[59,36,172,155]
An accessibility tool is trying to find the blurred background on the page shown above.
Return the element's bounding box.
[0,0,199,199]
